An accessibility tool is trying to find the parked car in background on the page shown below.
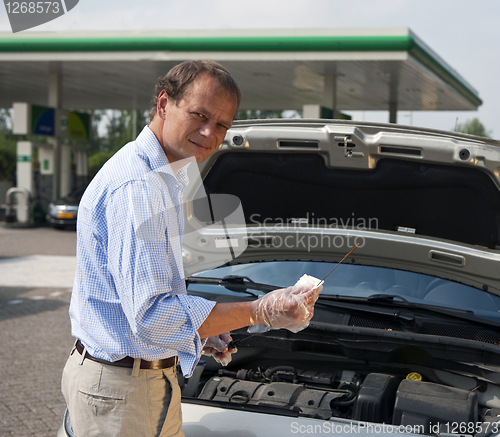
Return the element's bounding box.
[59,119,500,436]
[46,184,87,229]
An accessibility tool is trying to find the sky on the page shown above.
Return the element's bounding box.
[1,0,499,139]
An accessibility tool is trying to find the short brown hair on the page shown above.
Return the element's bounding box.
[149,60,241,122]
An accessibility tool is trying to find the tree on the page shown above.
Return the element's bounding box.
[455,118,491,138]
[102,109,148,153]
[84,109,149,177]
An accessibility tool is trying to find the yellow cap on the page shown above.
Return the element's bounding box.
[406,372,422,381]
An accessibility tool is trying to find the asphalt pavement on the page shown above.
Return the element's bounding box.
[0,224,76,437]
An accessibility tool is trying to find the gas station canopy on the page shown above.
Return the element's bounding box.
[0,27,482,114]
[0,27,483,224]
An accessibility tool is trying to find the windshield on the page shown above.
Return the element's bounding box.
[191,261,500,322]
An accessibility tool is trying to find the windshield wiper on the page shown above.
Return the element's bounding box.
[366,294,476,318]
[316,293,500,328]
[186,275,282,297]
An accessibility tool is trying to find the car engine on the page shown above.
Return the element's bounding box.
[182,363,498,435]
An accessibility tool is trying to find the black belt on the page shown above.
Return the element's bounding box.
[75,340,177,370]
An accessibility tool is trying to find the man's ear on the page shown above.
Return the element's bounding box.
[157,90,169,120]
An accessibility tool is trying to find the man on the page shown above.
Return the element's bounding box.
[62,60,320,437]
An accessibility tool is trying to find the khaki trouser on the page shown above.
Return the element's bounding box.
[61,344,184,437]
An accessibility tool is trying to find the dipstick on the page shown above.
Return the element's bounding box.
[314,243,360,290]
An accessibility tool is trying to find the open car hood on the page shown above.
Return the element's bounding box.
[182,119,500,293]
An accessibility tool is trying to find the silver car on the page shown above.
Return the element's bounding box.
[60,119,500,436]
[47,184,87,229]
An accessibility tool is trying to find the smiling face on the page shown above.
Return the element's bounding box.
[150,74,238,163]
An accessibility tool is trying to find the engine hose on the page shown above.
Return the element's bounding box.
[265,366,299,383]
[333,387,357,407]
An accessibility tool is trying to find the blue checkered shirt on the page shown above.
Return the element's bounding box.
[69,126,216,377]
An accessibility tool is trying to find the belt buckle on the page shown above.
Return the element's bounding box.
[148,360,165,370]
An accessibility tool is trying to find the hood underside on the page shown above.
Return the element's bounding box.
[199,153,500,249]
[194,120,500,250]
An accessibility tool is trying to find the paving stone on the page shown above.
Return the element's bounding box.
[6,403,31,414]
[0,412,23,429]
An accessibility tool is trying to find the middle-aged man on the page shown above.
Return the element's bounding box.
[62,60,321,437]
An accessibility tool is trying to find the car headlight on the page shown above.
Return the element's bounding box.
[48,203,58,217]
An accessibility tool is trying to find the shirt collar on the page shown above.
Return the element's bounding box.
[137,126,190,188]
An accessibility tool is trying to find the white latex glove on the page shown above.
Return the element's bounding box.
[249,274,322,333]
[202,333,237,366]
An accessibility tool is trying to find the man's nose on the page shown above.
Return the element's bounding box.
[199,121,216,139]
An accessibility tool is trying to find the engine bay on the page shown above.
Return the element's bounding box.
[182,289,500,435]
[181,354,500,435]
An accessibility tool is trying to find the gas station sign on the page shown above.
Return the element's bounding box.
[13,102,91,140]
[31,104,55,136]
[68,111,91,140]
